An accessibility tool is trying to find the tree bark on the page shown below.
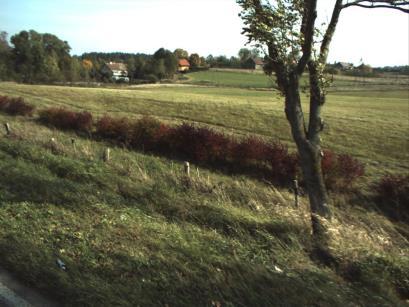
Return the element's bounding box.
[284,73,331,228]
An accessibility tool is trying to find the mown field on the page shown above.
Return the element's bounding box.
[0,71,408,306]
[187,68,409,91]
[0,77,407,180]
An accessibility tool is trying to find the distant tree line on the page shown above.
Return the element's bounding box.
[205,48,263,69]
[373,65,409,75]
[325,62,409,77]
[0,30,77,83]
[0,30,208,84]
[0,30,269,84]
[1,29,406,84]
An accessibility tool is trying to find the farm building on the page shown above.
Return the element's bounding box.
[178,59,190,72]
[243,57,265,70]
[335,62,354,71]
[104,62,129,82]
[253,58,265,70]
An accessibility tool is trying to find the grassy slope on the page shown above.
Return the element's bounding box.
[0,112,408,306]
[0,73,408,305]
[0,82,407,180]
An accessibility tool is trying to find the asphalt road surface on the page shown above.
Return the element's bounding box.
[0,268,59,307]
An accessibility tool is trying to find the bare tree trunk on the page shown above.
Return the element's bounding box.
[284,73,331,235]
[298,142,331,218]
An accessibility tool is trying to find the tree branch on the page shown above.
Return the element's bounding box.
[296,0,318,75]
[319,0,344,65]
[246,0,290,90]
[342,1,409,13]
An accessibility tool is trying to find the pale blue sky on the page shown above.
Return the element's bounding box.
[1,0,408,66]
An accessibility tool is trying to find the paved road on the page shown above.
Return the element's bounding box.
[0,268,59,307]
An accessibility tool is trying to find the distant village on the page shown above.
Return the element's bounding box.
[102,56,376,84]
[1,30,407,85]
[102,55,266,83]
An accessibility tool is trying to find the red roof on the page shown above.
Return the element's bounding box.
[253,58,264,65]
[106,62,127,71]
[178,59,190,67]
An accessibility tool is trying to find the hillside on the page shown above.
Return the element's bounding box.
[0,75,408,306]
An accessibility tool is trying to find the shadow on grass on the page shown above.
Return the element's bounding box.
[0,141,122,207]
[0,235,402,306]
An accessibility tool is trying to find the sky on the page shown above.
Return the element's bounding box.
[1,0,408,67]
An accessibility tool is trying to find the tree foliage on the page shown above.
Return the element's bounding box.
[238,48,251,62]
[174,48,189,59]
[10,30,73,83]
[0,31,12,80]
[189,53,201,68]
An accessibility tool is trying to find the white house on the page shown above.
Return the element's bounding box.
[178,59,190,72]
[105,62,129,82]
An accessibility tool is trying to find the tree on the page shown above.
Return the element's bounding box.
[0,31,12,80]
[174,48,189,59]
[251,47,261,59]
[10,30,72,83]
[357,63,373,76]
[153,48,178,79]
[206,55,215,67]
[200,56,207,67]
[236,0,409,234]
[238,47,251,62]
[189,53,201,68]
[133,56,147,79]
[152,59,166,80]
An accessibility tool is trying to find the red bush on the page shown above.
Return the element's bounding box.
[337,154,365,181]
[233,136,270,165]
[321,149,338,188]
[95,115,132,145]
[194,127,232,163]
[130,116,162,150]
[153,123,173,153]
[321,149,365,190]
[0,95,9,109]
[0,95,35,116]
[266,141,298,184]
[39,108,93,132]
[375,174,409,221]
[169,124,232,163]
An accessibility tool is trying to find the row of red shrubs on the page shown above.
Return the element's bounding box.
[0,98,365,189]
[95,115,300,184]
[39,108,93,132]
[0,95,35,116]
[94,114,365,189]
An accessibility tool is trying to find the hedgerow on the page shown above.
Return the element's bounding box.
[16,104,365,189]
[39,108,93,133]
[0,95,35,116]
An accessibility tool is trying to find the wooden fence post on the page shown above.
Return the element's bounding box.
[293,179,299,207]
[103,148,110,162]
[49,138,58,154]
[4,123,11,135]
[184,161,190,177]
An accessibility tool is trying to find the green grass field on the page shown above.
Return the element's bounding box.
[187,68,409,91]
[186,69,276,88]
[0,71,408,306]
[0,80,407,179]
